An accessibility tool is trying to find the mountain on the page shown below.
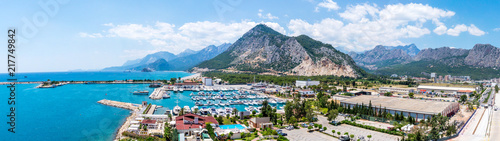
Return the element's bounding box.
[168,43,231,70]
[386,44,420,56]
[195,24,364,77]
[349,45,414,70]
[177,49,198,58]
[102,43,231,71]
[465,44,500,68]
[132,58,170,71]
[355,44,500,80]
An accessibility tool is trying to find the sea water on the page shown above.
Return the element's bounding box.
[1,71,192,141]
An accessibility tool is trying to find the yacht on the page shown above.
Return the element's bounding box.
[149,83,162,88]
[173,106,181,115]
[179,88,184,92]
[183,106,191,113]
[162,93,171,98]
[173,87,178,92]
[191,106,199,113]
[132,90,149,95]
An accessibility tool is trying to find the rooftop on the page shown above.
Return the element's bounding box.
[175,113,218,130]
[141,119,157,124]
[417,85,476,91]
[341,95,456,115]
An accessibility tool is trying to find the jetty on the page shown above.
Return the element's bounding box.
[97,99,140,110]
[97,99,141,141]
[149,87,165,99]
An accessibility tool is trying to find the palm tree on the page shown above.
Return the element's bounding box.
[233,108,239,116]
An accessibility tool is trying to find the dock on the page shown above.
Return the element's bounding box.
[97,99,140,110]
[149,87,165,99]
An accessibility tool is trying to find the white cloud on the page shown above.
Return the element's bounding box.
[79,32,103,38]
[257,9,279,20]
[446,24,468,36]
[316,0,340,12]
[468,24,485,36]
[494,28,500,32]
[82,21,285,54]
[290,3,484,51]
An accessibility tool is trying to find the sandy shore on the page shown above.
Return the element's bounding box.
[181,73,201,80]
[97,99,141,141]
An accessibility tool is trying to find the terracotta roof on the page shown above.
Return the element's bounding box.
[457,90,473,93]
[141,119,156,124]
[175,113,218,130]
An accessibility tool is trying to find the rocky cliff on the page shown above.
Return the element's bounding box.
[196,24,363,77]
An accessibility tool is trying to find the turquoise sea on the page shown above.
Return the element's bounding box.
[1,71,284,141]
[1,71,192,141]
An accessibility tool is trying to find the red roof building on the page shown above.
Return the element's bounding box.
[141,119,157,124]
[175,113,218,130]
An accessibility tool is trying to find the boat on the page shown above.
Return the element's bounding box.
[162,93,170,98]
[179,88,184,92]
[173,106,181,115]
[173,87,178,92]
[191,106,199,113]
[183,106,191,113]
[133,90,149,95]
[149,83,162,88]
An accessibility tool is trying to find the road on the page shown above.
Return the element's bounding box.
[488,90,500,140]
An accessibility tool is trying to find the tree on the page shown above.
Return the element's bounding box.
[217,116,223,125]
[323,127,327,131]
[332,130,336,135]
[194,108,199,114]
[367,135,372,140]
[328,109,339,121]
[384,92,392,97]
[409,93,414,98]
[171,129,179,141]
[460,95,468,103]
[179,108,185,116]
[350,134,354,139]
[308,126,313,131]
[164,123,172,141]
[206,123,215,139]
[495,85,499,93]
[337,132,341,136]
[289,116,297,125]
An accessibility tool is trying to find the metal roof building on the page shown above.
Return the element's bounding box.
[341,95,459,120]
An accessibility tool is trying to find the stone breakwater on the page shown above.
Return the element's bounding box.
[97,99,140,141]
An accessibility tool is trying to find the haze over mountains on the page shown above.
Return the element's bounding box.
[103,43,231,71]
[350,44,500,79]
[195,24,365,77]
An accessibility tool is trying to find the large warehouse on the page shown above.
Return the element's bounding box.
[340,95,459,120]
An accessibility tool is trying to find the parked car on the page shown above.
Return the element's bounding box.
[340,135,350,141]
[309,123,314,126]
[286,125,294,130]
[330,120,341,126]
[302,123,309,127]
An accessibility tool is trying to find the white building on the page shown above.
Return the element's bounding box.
[295,80,320,87]
[202,77,213,86]
[379,87,415,94]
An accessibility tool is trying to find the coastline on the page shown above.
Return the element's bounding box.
[97,99,141,141]
[181,73,201,80]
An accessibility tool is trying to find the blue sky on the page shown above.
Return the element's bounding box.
[1,0,499,72]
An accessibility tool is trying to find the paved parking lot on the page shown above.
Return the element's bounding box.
[281,128,339,141]
[317,115,401,141]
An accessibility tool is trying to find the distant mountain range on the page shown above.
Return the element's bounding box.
[349,44,500,80]
[103,43,231,71]
[195,24,365,77]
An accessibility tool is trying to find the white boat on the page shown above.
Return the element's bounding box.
[191,106,199,113]
[173,87,178,92]
[173,106,181,115]
[162,93,170,98]
[183,106,191,113]
[179,88,184,92]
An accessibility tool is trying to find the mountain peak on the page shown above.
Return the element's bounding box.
[247,24,282,36]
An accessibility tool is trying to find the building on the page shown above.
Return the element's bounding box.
[295,80,320,87]
[202,77,213,86]
[249,117,273,129]
[175,113,218,135]
[417,85,476,96]
[340,95,459,120]
[238,111,251,119]
[141,119,159,130]
[175,82,201,88]
[379,87,415,94]
[297,89,315,97]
